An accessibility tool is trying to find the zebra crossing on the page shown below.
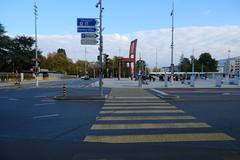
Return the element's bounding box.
[84,98,235,143]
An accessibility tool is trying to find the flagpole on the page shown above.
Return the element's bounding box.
[170,0,174,83]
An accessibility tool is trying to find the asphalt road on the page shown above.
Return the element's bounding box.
[0,85,240,160]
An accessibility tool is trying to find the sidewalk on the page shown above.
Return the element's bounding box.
[108,88,157,99]
[93,78,240,89]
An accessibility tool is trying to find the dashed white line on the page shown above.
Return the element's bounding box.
[32,114,59,119]
[8,98,19,101]
[34,103,55,106]
[34,95,47,98]
[151,89,169,96]
[41,99,55,102]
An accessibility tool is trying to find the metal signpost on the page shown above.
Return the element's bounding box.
[77,11,103,96]
[77,18,99,45]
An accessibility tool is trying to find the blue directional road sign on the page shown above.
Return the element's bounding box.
[77,18,98,27]
[77,27,98,33]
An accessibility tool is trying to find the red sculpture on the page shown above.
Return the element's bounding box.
[118,39,137,80]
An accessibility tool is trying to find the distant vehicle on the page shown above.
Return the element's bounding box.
[81,75,90,80]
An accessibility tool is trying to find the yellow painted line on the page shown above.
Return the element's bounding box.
[97,116,196,121]
[84,133,235,143]
[100,110,184,114]
[105,100,166,103]
[103,103,171,107]
[91,122,210,130]
[102,106,177,110]
[104,103,170,106]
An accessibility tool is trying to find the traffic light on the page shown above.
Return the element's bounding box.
[105,54,110,65]
[32,66,40,75]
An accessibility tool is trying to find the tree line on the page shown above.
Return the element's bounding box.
[179,52,218,72]
[0,23,41,73]
[1,23,148,77]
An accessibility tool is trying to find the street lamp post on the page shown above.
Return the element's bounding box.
[34,0,39,87]
[96,0,104,96]
[170,0,174,84]
[227,49,231,80]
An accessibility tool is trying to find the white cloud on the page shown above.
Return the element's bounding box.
[37,25,240,68]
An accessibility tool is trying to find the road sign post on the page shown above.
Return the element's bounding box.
[77,15,102,96]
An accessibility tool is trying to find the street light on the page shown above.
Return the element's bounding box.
[96,0,104,96]
[227,49,231,80]
[34,0,39,87]
[170,0,174,83]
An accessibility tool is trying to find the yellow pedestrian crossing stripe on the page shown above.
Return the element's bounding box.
[97,116,196,121]
[91,122,210,130]
[84,133,235,143]
[100,109,184,114]
[104,103,170,106]
[102,106,177,110]
[105,100,167,103]
[84,96,235,144]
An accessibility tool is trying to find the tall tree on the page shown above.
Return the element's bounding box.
[198,53,217,72]
[179,54,191,72]
[0,24,11,71]
[10,36,37,72]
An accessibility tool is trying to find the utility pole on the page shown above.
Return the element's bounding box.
[96,0,104,96]
[34,0,39,87]
[192,49,195,74]
[156,48,158,72]
[170,0,174,83]
[227,49,231,80]
[191,49,195,87]
[85,47,87,75]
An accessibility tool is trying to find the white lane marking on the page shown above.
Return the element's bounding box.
[151,89,169,96]
[86,84,92,87]
[34,103,55,106]
[8,98,19,101]
[222,93,231,95]
[32,114,59,119]
[41,99,55,102]
[34,95,46,98]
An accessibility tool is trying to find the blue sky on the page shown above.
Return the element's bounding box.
[1,0,240,67]
[1,0,240,35]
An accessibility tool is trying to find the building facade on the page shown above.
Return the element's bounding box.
[218,56,240,77]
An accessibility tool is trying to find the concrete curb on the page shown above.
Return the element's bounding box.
[54,95,106,100]
[157,94,180,100]
[150,88,180,100]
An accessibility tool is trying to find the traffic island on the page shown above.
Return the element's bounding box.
[53,95,106,101]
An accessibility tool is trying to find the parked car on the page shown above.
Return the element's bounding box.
[81,75,90,80]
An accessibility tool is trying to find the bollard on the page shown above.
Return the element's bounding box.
[164,74,168,87]
[190,75,195,87]
[215,75,222,87]
[63,81,67,96]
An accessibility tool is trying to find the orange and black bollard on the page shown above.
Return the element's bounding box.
[63,81,67,96]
